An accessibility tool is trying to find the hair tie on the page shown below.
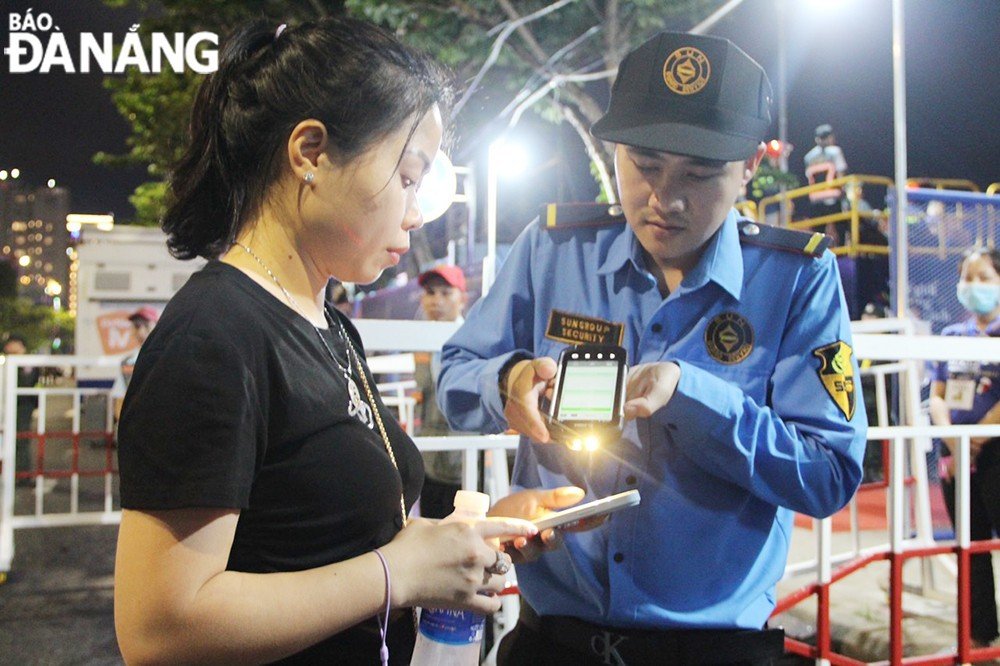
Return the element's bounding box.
[275,23,287,40]
[373,549,392,666]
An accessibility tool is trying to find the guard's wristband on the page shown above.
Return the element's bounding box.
[498,352,533,409]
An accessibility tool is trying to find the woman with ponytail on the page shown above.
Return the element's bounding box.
[113,18,534,664]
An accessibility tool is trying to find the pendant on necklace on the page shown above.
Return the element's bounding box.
[347,374,374,429]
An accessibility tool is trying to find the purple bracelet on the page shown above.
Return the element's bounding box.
[373,549,391,666]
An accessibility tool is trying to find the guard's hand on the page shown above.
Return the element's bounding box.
[503,357,558,442]
[490,486,595,563]
[623,362,681,419]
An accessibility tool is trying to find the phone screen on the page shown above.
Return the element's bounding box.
[556,359,620,422]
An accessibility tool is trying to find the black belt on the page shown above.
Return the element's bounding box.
[519,603,785,665]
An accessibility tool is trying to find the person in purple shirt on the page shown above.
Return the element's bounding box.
[928,247,1000,649]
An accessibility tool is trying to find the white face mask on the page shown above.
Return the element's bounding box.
[957,281,1000,315]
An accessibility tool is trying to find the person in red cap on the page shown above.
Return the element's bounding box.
[418,265,467,323]
[111,306,160,419]
[415,265,468,518]
[127,306,159,346]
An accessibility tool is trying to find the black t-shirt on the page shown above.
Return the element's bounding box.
[118,260,423,663]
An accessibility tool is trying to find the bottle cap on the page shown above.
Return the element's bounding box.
[453,490,490,516]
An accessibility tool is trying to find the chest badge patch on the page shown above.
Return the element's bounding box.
[705,312,754,364]
[545,309,624,346]
[813,341,856,420]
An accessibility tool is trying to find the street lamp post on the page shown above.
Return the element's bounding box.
[776,0,791,225]
[483,140,500,297]
[891,0,909,321]
[482,139,528,297]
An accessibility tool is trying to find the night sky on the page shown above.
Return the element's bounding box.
[1,0,998,223]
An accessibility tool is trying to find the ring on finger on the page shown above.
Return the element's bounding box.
[486,550,511,576]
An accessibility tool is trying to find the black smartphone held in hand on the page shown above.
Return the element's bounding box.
[547,344,628,450]
[533,489,641,531]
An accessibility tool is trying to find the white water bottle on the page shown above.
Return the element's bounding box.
[410,490,490,666]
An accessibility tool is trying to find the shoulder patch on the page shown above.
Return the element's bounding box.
[813,341,856,419]
[541,202,626,230]
[737,220,829,257]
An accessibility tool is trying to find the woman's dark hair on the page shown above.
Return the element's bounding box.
[163,17,452,260]
[959,247,1000,275]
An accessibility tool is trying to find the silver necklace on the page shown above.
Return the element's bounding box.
[233,242,410,537]
[234,242,373,428]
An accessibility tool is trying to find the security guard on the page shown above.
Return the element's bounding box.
[439,31,867,665]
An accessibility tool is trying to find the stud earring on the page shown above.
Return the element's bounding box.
[304,171,315,184]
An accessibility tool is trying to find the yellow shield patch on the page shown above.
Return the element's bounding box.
[812,341,856,420]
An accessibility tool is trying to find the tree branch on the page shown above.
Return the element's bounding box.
[605,0,620,69]
[557,81,607,125]
[496,0,551,65]
[557,101,617,203]
[439,1,497,30]
[450,0,575,119]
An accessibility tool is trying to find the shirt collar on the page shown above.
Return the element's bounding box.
[679,209,745,300]
[597,224,645,275]
[964,313,1000,335]
[596,209,745,301]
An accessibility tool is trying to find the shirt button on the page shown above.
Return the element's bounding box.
[626,475,637,485]
[613,552,625,563]
[651,323,662,333]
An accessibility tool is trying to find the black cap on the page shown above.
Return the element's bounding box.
[591,32,772,161]
[814,123,834,139]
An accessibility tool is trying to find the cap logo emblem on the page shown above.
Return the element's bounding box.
[663,47,710,95]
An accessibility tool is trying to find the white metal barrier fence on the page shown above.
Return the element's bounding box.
[784,321,1000,664]
[3,320,999,664]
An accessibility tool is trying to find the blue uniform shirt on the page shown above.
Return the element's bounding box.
[438,209,867,630]
[933,316,1000,425]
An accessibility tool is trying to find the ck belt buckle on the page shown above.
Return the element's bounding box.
[589,628,631,665]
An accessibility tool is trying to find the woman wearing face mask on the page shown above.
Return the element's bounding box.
[928,248,1000,650]
[112,18,536,664]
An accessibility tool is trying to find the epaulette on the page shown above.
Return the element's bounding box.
[737,219,829,257]
[540,202,626,230]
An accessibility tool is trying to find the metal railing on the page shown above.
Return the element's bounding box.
[779,324,1000,664]
[757,174,895,258]
[4,320,1000,664]
[906,178,980,192]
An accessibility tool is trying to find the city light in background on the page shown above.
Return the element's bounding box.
[1,169,73,313]
[66,213,115,233]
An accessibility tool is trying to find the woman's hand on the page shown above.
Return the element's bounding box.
[623,362,681,419]
[380,517,536,614]
[503,358,558,442]
[489,486,595,564]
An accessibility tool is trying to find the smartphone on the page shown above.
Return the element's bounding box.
[533,489,641,531]
[547,344,628,448]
